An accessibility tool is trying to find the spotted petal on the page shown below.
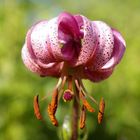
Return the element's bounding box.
[21,44,62,77]
[71,16,97,66]
[101,29,126,71]
[84,67,113,82]
[88,21,114,70]
[26,20,55,64]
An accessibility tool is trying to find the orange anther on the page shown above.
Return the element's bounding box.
[98,97,105,124]
[33,95,43,120]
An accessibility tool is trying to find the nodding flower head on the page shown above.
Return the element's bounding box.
[22,12,126,128]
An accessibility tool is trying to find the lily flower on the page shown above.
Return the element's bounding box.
[21,12,126,130]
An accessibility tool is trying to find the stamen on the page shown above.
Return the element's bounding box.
[74,79,83,105]
[33,95,43,120]
[79,79,98,105]
[51,88,59,107]
[68,76,73,90]
[48,104,58,126]
[79,105,86,129]
[61,76,67,89]
[41,92,53,101]
[41,95,48,101]
[47,88,59,126]
[88,95,98,105]
[74,79,81,91]
[75,79,95,112]
[79,92,95,113]
[41,77,65,102]
[41,77,63,102]
[78,79,87,96]
[98,97,105,124]
[56,77,63,89]
[58,76,67,101]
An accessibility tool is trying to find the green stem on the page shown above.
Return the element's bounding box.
[71,83,79,140]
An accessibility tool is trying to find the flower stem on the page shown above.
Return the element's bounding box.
[71,83,79,140]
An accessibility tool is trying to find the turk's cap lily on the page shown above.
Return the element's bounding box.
[22,12,126,82]
[22,12,126,128]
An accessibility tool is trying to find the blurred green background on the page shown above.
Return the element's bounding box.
[0,0,140,140]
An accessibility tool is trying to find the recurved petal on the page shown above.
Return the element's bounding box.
[46,17,63,61]
[71,16,97,66]
[57,12,83,62]
[84,67,113,82]
[101,29,126,71]
[28,20,55,64]
[47,16,81,62]
[21,44,62,77]
[74,15,84,32]
[58,12,82,40]
[89,21,114,70]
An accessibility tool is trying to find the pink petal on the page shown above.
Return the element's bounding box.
[58,12,83,61]
[46,17,63,61]
[88,21,114,70]
[61,42,76,61]
[74,15,84,31]
[45,14,96,65]
[71,16,97,66]
[58,12,82,40]
[101,29,126,70]
[31,21,55,63]
[26,20,55,64]
[84,67,113,82]
[21,44,62,77]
